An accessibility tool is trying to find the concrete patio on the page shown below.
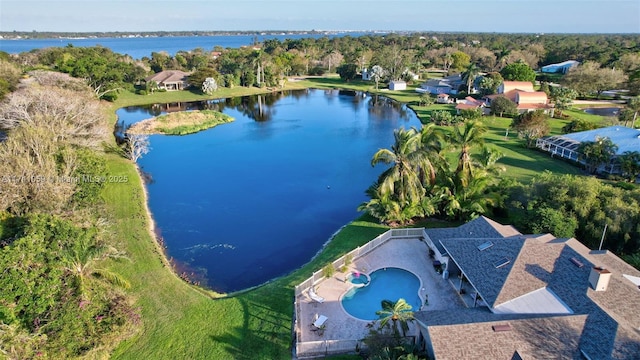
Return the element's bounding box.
[295,237,466,355]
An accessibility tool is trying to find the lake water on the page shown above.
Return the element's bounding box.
[0,33,370,59]
[116,89,421,292]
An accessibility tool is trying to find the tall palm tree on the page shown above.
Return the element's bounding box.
[371,128,425,206]
[462,63,480,94]
[417,123,445,187]
[62,238,130,298]
[448,120,487,187]
[376,298,414,337]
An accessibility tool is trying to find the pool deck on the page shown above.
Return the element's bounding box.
[295,237,466,346]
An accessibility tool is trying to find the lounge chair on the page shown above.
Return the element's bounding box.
[308,288,325,303]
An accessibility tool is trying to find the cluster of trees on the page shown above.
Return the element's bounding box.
[0,72,139,357]
[505,172,640,266]
[15,45,147,100]
[359,121,506,224]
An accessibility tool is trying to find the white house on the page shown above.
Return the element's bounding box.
[361,68,371,81]
[541,60,580,74]
[436,93,453,104]
[389,80,407,91]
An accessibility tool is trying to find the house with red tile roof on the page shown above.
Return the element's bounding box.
[436,93,453,104]
[483,81,552,114]
[455,96,486,114]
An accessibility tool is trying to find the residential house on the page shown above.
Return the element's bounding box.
[144,70,191,91]
[417,216,640,360]
[389,80,407,91]
[541,60,580,74]
[536,125,640,175]
[417,74,466,95]
[455,96,486,114]
[436,93,453,104]
[484,81,551,114]
[361,68,371,81]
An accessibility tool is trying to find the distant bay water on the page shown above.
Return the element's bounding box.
[0,32,371,59]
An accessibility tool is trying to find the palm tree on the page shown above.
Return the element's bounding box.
[494,48,512,71]
[578,136,618,174]
[376,299,414,337]
[472,146,506,176]
[436,169,503,221]
[62,237,130,298]
[448,120,487,187]
[462,63,480,94]
[618,151,640,182]
[371,128,425,206]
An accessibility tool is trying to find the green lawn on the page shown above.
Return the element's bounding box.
[106,77,605,358]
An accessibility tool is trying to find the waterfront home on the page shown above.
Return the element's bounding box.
[295,216,640,359]
[144,70,191,91]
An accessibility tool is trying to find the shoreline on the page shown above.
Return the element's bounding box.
[133,164,225,298]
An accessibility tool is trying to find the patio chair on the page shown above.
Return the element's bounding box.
[308,287,325,304]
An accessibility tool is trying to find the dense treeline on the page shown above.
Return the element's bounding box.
[504,172,640,267]
[4,33,640,101]
[0,73,139,358]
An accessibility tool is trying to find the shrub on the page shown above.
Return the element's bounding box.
[322,263,335,278]
[309,66,326,76]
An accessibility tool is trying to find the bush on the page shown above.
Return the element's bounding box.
[322,263,335,278]
[101,92,118,102]
[309,66,326,76]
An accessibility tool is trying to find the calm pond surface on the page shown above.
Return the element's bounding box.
[583,107,621,117]
[116,89,421,292]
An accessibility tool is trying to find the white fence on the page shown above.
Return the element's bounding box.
[296,339,363,359]
[294,228,424,358]
[294,228,424,297]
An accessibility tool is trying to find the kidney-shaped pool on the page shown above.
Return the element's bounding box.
[341,267,422,321]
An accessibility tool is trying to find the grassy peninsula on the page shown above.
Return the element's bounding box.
[127,110,234,135]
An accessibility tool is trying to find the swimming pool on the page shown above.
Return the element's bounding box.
[341,268,422,320]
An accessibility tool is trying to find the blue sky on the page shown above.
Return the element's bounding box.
[1,0,639,33]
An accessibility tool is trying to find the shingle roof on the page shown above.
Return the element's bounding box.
[416,309,587,360]
[424,216,520,254]
[144,70,190,84]
[430,226,640,359]
[440,235,527,308]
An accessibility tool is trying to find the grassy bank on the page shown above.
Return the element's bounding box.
[104,152,389,358]
[128,110,234,135]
